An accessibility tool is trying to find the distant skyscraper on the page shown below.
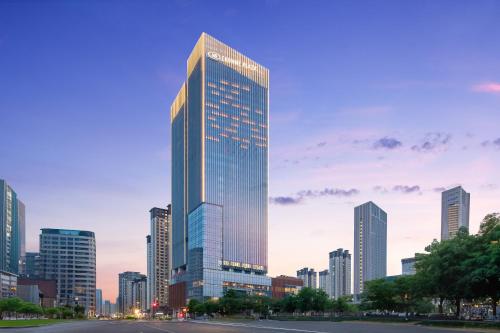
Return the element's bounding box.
[118,271,146,315]
[96,289,103,316]
[441,186,470,240]
[329,248,351,299]
[354,202,387,295]
[401,257,416,275]
[146,235,152,309]
[103,300,111,316]
[318,269,330,295]
[40,229,96,315]
[297,268,317,289]
[170,32,270,303]
[149,206,171,308]
[23,252,40,278]
[0,179,22,274]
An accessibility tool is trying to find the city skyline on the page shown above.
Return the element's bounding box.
[1,1,499,301]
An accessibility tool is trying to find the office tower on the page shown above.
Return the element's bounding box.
[318,269,330,295]
[354,202,387,295]
[39,229,96,315]
[170,33,270,304]
[149,206,171,307]
[401,257,416,275]
[146,235,152,310]
[17,200,25,274]
[297,268,317,289]
[103,300,111,316]
[0,179,22,274]
[118,271,146,315]
[271,275,303,299]
[329,248,351,299]
[441,186,470,240]
[22,252,41,278]
[96,289,103,316]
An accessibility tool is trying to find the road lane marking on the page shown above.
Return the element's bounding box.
[144,324,177,333]
[191,321,329,333]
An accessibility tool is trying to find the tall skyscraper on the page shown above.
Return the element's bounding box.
[0,179,22,274]
[441,186,470,240]
[148,206,171,308]
[297,268,317,289]
[39,229,96,315]
[318,269,330,295]
[354,202,387,295]
[118,271,146,315]
[170,33,270,303]
[146,235,152,310]
[96,289,103,316]
[329,248,351,299]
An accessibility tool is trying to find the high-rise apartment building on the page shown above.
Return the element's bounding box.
[96,289,103,316]
[441,186,470,240]
[318,269,330,295]
[118,271,147,315]
[146,235,152,309]
[354,202,387,295]
[329,248,351,299]
[0,179,23,275]
[39,229,96,315]
[297,268,317,289]
[170,33,270,303]
[148,207,171,308]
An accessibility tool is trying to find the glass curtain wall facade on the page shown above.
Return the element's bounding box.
[0,179,21,275]
[354,202,387,295]
[171,33,270,302]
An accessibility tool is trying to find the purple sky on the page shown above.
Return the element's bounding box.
[1,0,499,301]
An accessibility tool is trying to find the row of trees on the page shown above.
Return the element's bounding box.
[362,213,500,318]
[187,288,357,317]
[0,297,85,320]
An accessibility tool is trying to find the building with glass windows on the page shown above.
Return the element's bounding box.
[169,33,270,304]
[329,248,351,299]
[354,202,387,295]
[297,267,317,289]
[148,206,171,308]
[0,179,24,275]
[441,186,470,240]
[401,257,416,275]
[39,229,96,316]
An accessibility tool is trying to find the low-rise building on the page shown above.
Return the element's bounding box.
[0,270,17,299]
[271,275,303,299]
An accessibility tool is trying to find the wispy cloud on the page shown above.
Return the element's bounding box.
[269,196,302,205]
[374,185,421,194]
[481,138,500,149]
[373,137,402,150]
[433,187,446,193]
[393,185,421,194]
[270,187,360,205]
[411,132,451,152]
[472,82,500,94]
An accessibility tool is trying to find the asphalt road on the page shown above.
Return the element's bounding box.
[2,319,486,333]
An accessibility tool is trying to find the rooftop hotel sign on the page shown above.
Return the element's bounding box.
[207,51,257,71]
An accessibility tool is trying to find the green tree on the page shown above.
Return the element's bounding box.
[219,289,243,315]
[296,287,315,313]
[311,289,329,312]
[469,213,500,316]
[361,279,396,312]
[280,295,297,313]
